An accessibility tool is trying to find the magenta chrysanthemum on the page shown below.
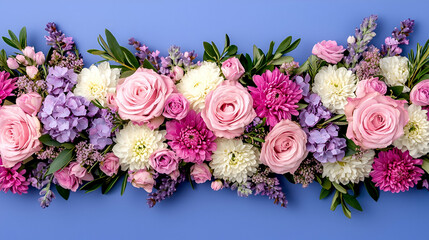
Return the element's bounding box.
[165,110,216,164]
[0,71,17,104]
[371,148,424,193]
[248,68,302,127]
[0,158,30,195]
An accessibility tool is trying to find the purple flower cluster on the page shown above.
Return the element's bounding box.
[129,37,161,69]
[306,124,347,163]
[28,162,50,189]
[293,158,323,188]
[16,76,46,95]
[39,188,55,209]
[344,15,378,68]
[243,117,268,148]
[159,46,198,75]
[355,46,381,80]
[294,74,311,97]
[75,141,103,166]
[46,66,77,95]
[36,146,60,160]
[48,50,84,72]
[299,94,331,128]
[45,22,75,51]
[381,18,415,56]
[88,109,114,150]
[147,171,186,208]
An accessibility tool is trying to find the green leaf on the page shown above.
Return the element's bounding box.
[341,196,352,219]
[87,49,106,55]
[121,46,139,69]
[105,29,125,62]
[120,70,135,78]
[19,27,27,49]
[102,175,121,194]
[284,39,301,54]
[224,34,230,49]
[211,41,221,59]
[297,103,308,110]
[283,173,295,184]
[332,182,347,194]
[61,143,75,149]
[47,148,74,175]
[320,188,332,199]
[39,134,61,147]
[142,59,157,71]
[275,36,292,55]
[121,172,128,196]
[266,41,275,60]
[253,45,262,64]
[2,37,19,49]
[80,176,107,193]
[322,178,332,190]
[422,159,429,174]
[364,178,379,202]
[388,86,404,97]
[270,56,293,65]
[56,184,70,200]
[225,45,238,56]
[8,30,19,42]
[345,138,359,157]
[343,194,363,211]
[203,42,216,59]
[330,190,340,211]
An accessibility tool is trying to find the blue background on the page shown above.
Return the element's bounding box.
[0,0,428,239]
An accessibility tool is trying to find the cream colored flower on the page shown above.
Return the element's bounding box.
[379,56,410,91]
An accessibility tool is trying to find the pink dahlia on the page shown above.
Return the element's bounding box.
[165,110,217,164]
[371,148,424,193]
[0,158,30,194]
[248,68,302,127]
[0,71,17,104]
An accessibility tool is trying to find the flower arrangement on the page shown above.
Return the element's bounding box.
[1,16,429,218]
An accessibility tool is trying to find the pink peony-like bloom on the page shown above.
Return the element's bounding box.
[221,57,245,81]
[54,167,80,192]
[260,119,308,174]
[0,71,17,104]
[170,66,184,82]
[100,153,120,177]
[16,92,42,116]
[0,105,42,168]
[249,68,302,127]
[162,93,190,120]
[115,68,175,125]
[166,110,217,164]
[211,180,223,191]
[345,92,408,149]
[371,148,424,193]
[312,40,345,64]
[410,79,429,106]
[202,80,256,139]
[0,159,30,195]
[355,77,387,98]
[149,149,180,174]
[69,162,94,181]
[128,169,155,193]
[190,163,212,184]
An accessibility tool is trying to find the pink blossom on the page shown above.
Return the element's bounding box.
[410,79,429,106]
[26,66,38,79]
[221,57,245,81]
[100,153,120,177]
[0,159,29,195]
[149,149,180,174]
[16,92,42,116]
[190,163,211,184]
[211,180,223,191]
[162,93,190,120]
[35,52,45,65]
[355,77,387,98]
[129,169,155,193]
[312,40,345,64]
[22,46,36,60]
[6,58,19,69]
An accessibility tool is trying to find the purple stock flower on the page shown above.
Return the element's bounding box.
[355,46,381,80]
[46,66,78,95]
[45,22,75,51]
[147,171,186,208]
[306,124,347,163]
[299,93,331,128]
[381,18,415,56]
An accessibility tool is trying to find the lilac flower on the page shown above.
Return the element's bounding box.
[355,46,381,80]
[46,66,78,95]
[147,171,186,208]
[75,141,103,166]
[299,93,331,128]
[306,124,347,163]
[381,18,415,56]
[293,158,323,188]
[45,22,75,51]
[129,37,161,70]
[16,76,46,95]
[28,162,50,189]
[159,46,198,75]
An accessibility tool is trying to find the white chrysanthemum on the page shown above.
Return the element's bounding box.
[74,62,120,106]
[177,61,223,111]
[313,65,357,114]
[210,138,259,184]
[393,104,429,158]
[113,122,167,171]
[322,150,375,185]
[380,56,410,91]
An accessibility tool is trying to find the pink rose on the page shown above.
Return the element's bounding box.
[26,66,38,79]
[100,153,120,177]
[22,46,35,60]
[211,180,223,191]
[106,92,118,111]
[190,163,211,184]
[345,92,409,149]
[16,92,42,116]
[355,77,387,98]
[170,66,184,82]
[149,149,180,174]
[15,55,27,66]
[0,105,42,168]
[35,52,45,65]
[129,169,155,193]
[54,167,79,192]
[221,57,245,81]
[202,80,256,139]
[162,93,190,120]
[169,169,180,181]
[410,79,429,106]
[312,40,345,64]
[69,162,94,181]
[7,58,18,69]
[260,119,308,174]
[116,68,175,124]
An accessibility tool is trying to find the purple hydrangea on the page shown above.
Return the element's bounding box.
[88,109,114,150]
[299,93,332,128]
[294,74,310,97]
[306,124,347,163]
[46,66,77,95]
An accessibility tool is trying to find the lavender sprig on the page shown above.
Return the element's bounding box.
[147,172,186,208]
[381,18,415,56]
[38,176,55,208]
[128,38,161,70]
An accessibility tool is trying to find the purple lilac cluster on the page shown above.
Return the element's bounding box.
[299,94,331,128]
[75,142,103,166]
[129,38,161,69]
[147,172,186,208]
[16,76,46,96]
[28,162,50,190]
[355,46,381,80]
[306,124,347,163]
[381,18,415,56]
[293,158,323,188]
[344,15,378,68]
[45,22,74,51]
[48,51,84,72]
[159,46,198,75]
[36,146,60,160]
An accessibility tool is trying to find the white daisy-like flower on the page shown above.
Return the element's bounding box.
[176,61,223,111]
[113,122,167,171]
[379,56,410,91]
[74,62,120,106]
[394,104,429,158]
[313,65,357,114]
[210,138,259,184]
[322,150,375,185]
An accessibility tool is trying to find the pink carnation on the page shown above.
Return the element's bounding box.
[0,159,29,195]
[371,148,424,193]
[312,40,345,64]
[355,77,387,98]
[0,71,17,104]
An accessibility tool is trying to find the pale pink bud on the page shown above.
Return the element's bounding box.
[6,58,19,69]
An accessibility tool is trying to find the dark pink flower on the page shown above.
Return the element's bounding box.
[0,158,30,195]
[0,71,17,104]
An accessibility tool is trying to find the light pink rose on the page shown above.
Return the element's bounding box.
[26,66,38,79]
[202,80,256,139]
[7,58,18,69]
[211,180,223,191]
[221,57,245,81]
[170,66,184,82]
[116,68,175,124]
[169,169,180,181]
[15,55,27,65]
[100,153,120,177]
[129,169,155,193]
[162,93,190,120]
[54,167,80,192]
[146,116,165,130]
[410,79,429,106]
[149,149,180,174]
[312,40,345,64]
[345,92,409,149]
[260,119,308,174]
[106,92,118,111]
[16,92,42,116]
[69,162,94,181]
[0,105,42,168]
[355,77,387,98]
[35,52,45,65]
[190,163,211,184]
